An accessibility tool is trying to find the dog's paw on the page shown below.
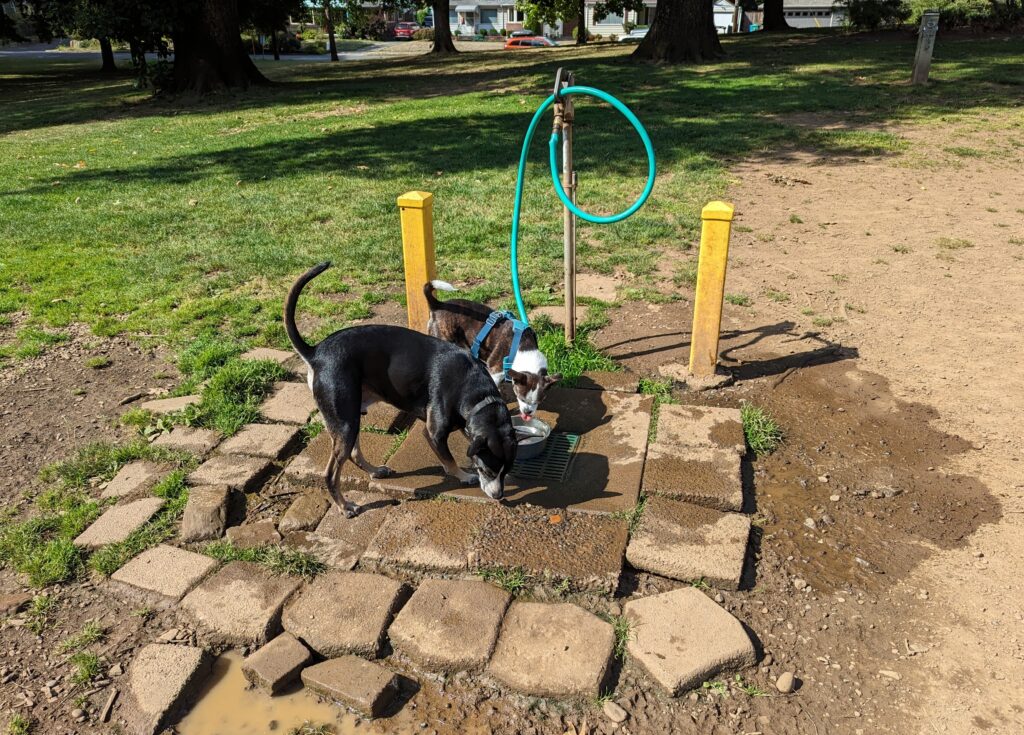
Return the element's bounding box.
[343,502,361,519]
[371,466,394,479]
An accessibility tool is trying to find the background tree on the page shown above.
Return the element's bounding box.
[243,0,303,61]
[1,4,26,41]
[598,0,723,63]
[172,0,267,91]
[322,0,339,60]
[761,0,790,30]
[519,0,588,43]
[428,0,456,53]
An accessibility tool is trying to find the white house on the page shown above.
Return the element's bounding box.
[447,2,563,37]
[584,1,744,37]
[780,0,846,28]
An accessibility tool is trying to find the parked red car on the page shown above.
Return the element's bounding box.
[394,22,420,40]
[504,36,555,49]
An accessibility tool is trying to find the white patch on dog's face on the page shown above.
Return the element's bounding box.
[511,349,547,374]
[479,471,503,500]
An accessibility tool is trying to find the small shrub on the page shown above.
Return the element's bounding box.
[412,28,434,40]
[936,236,973,250]
[741,402,783,457]
[843,0,910,30]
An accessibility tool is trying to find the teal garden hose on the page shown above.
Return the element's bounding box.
[509,85,657,323]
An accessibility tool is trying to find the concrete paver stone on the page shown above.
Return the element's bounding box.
[282,571,406,658]
[187,455,272,492]
[123,644,211,735]
[219,423,302,460]
[101,461,166,500]
[241,632,313,694]
[487,601,614,699]
[73,497,165,550]
[654,404,746,456]
[389,579,510,673]
[642,443,744,512]
[300,656,399,718]
[179,561,303,645]
[625,496,750,590]
[284,431,399,492]
[240,347,301,370]
[362,402,414,434]
[225,519,282,549]
[362,500,496,573]
[111,544,218,601]
[279,490,330,534]
[180,485,231,543]
[285,492,395,570]
[139,395,200,415]
[152,427,222,458]
[624,587,756,695]
[260,382,318,424]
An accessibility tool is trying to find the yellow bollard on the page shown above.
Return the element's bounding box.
[688,201,735,379]
[397,191,437,333]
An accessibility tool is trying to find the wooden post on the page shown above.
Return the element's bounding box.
[562,95,576,344]
[911,11,940,85]
[397,191,436,333]
[688,201,734,378]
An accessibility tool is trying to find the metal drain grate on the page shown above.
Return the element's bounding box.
[512,432,580,482]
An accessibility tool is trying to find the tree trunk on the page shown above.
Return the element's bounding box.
[99,37,116,72]
[324,2,339,61]
[632,0,723,63]
[761,0,791,31]
[430,0,457,53]
[576,6,587,45]
[271,30,280,60]
[172,0,268,93]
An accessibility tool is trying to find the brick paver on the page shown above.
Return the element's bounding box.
[300,656,399,718]
[73,497,165,550]
[101,461,166,500]
[152,427,222,458]
[219,424,301,460]
[260,382,317,424]
[123,644,211,735]
[241,632,312,694]
[111,544,217,601]
[187,455,272,492]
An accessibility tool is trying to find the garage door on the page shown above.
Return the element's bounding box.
[480,9,498,28]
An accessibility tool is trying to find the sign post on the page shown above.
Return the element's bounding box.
[912,11,940,85]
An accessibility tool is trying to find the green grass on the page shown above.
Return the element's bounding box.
[724,293,751,307]
[764,289,789,303]
[179,358,287,435]
[84,355,111,369]
[611,495,647,535]
[741,403,783,457]
[287,724,333,735]
[6,714,33,735]
[202,540,326,579]
[479,566,533,595]
[936,236,974,250]
[535,321,617,387]
[673,260,699,288]
[57,621,106,653]
[639,376,676,442]
[69,651,101,685]
[601,614,634,659]
[25,595,54,634]
[1,35,1020,363]
[891,245,911,254]
[788,214,803,224]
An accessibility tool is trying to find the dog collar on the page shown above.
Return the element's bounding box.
[466,395,504,421]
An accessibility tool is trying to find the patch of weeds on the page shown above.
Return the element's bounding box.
[6,714,33,735]
[845,303,866,314]
[944,146,984,158]
[734,225,753,233]
[725,294,752,307]
[131,606,153,620]
[84,356,110,369]
[764,289,789,303]
[812,316,838,327]
[1010,237,1024,245]
[673,260,698,288]
[830,273,849,284]
[612,496,647,535]
[120,408,175,440]
[936,237,973,250]
[302,419,324,444]
[203,541,325,579]
[690,577,711,591]
[180,358,287,436]
[805,129,907,155]
[536,323,617,388]
[69,651,101,685]
[985,206,998,213]
[175,334,243,393]
[735,674,770,697]
[788,214,803,224]
[740,402,783,457]
[89,472,190,576]
[702,679,728,696]
[606,614,634,659]
[621,287,680,305]
[58,621,105,654]
[287,725,333,735]
[639,376,677,438]
[800,308,815,316]
[0,496,99,587]
[755,232,776,243]
[479,566,533,595]
[25,595,54,634]
[40,439,189,490]
[872,258,889,265]
[891,245,911,254]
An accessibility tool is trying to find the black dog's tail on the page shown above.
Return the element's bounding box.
[284,262,330,363]
[423,279,457,311]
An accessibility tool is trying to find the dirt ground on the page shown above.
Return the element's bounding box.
[2,110,1023,734]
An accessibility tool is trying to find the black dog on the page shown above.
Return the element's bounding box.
[285,263,517,517]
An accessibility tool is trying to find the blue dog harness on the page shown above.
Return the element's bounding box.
[470,310,528,380]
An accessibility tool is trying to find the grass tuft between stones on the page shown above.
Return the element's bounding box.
[740,402,784,457]
[478,566,534,595]
[179,358,287,436]
[6,713,33,735]
[639,377,677,443]
[202,540,325,580]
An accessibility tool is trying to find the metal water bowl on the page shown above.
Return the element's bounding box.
[513,416,551,460]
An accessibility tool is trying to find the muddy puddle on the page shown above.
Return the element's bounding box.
[177,652,357,735]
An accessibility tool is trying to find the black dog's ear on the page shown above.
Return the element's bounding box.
[545,373,562,386]
[507,369,528,385]
[467,436,486,458]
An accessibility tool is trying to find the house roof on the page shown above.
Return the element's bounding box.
[783,0,842,8]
